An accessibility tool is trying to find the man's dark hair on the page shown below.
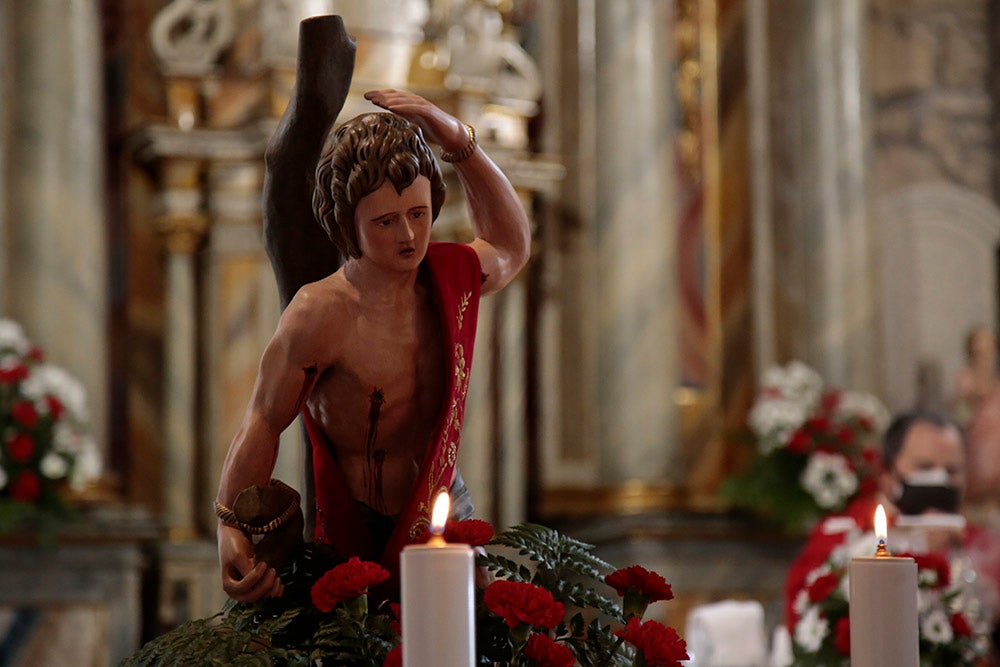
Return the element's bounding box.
[882,410,958,470]
[312,112,446,260]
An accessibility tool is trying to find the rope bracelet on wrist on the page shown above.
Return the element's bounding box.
[440,123,477,163]
[215,482,299,536]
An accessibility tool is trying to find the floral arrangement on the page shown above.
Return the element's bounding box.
[124,521,689,666]
[720,360,889,533]
[789,537,989,666]
[0,318,101,534]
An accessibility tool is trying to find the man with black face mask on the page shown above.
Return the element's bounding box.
[880,412,966,552]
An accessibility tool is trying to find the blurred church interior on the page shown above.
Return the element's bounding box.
[2,0,999,663]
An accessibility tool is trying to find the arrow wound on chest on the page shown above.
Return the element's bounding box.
[365,387,386,513]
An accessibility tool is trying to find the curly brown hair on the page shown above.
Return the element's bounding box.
[312,113,446,259]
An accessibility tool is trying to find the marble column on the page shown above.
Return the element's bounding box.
[497,280,528,525]
[754,0,879,392]
[157,159,207,540]
[6,0,109,446]
[534,0,602,492]
[747,0,776,375]
[594,0,680,484]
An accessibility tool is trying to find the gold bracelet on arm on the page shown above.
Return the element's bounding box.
[215,500,242,528]
[440,123,477,163]
[214,480,299,535]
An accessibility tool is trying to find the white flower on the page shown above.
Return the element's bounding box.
[761,361,824,399]
[40,452,69,480]
[838,573,850,602]
[19,372,44,401]
[794,606,829,652]
[69,437,102,490]
[0,353,24,372]
[0,319,29,355]
[843,530,879,560]
[836,390,890,432]
[793,589,811,616]
[52,422,80,452]
[29,364,89,423]
[804,565,831,586]
[748,361,828,452]
[918,568,940,588]
[921,608,954,645]
[918,588,943,615]
[800,452,858,509]
[748,398,811,452]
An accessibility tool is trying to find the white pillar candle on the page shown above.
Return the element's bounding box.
[849,504,918,667]
[400,492,475,667]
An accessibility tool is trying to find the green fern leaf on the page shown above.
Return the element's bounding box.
[476,551,534,581]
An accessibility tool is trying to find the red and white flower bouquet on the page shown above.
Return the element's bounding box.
[721,361,889,533]
[789,536,989,666]
[0,318,101,533]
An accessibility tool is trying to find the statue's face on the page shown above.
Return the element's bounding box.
[353,175,433,272]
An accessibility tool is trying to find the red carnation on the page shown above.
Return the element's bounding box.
[834,426,854,445]
[9,470,41,502]
[26,346,44,362]
[820,391,841,414]
[614,617,689,666]
[418,518,495,547]
[806,416,830,434]
[483,580,564,630]
[310,557,390,612]
[45,395,65,421]
[0,364,28,384]
[951,613,973,638]
[858,415,875,431]
[606,565,674,602]
[6,433,35,463]
[383,645,402,667]
[834,616,851,655]
[859,475,879,496]
[806,572,839,603]
[11,401,38,429]
[860,448,880,467]
[524,633,576,667]
[787,429,811,454]
[911,552,951,589]
[445,518,494,546]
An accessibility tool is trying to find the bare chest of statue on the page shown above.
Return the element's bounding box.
[306,281,446,515]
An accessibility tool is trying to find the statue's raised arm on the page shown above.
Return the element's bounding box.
[363,88,531,294]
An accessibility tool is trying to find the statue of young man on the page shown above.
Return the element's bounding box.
[215,88,530,603]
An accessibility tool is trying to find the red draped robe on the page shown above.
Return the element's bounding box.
[301,242,482,596]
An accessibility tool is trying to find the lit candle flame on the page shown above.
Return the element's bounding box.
[430,491,450,542]
[874,503,889,557]
[875,504,887,540]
